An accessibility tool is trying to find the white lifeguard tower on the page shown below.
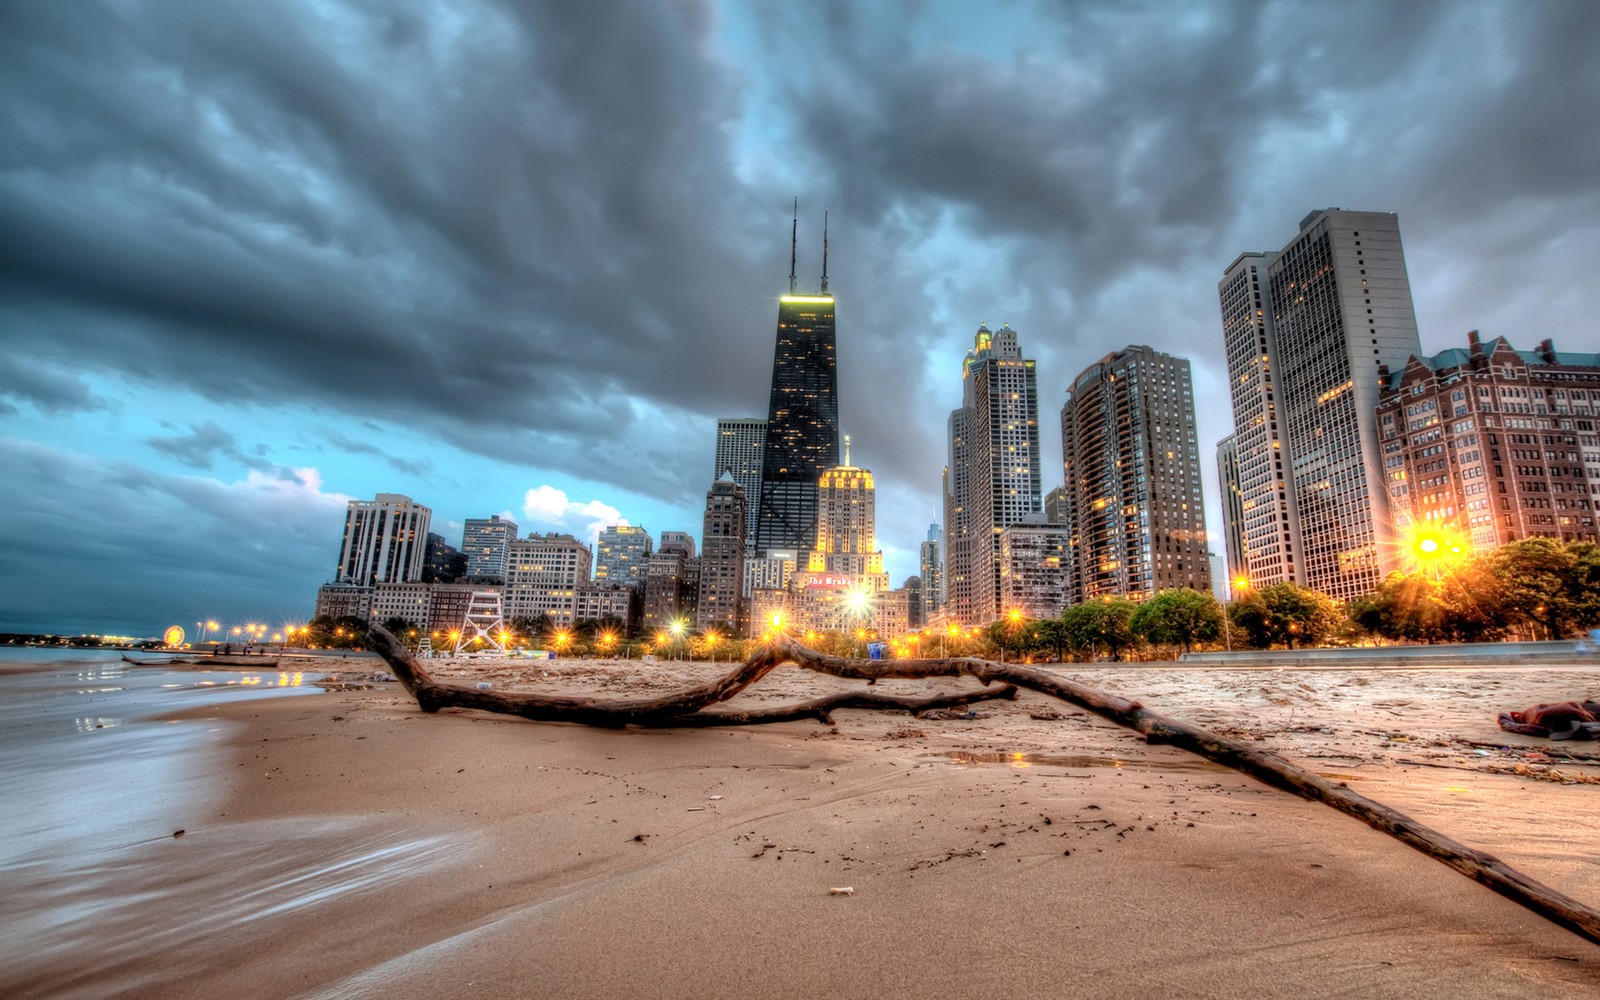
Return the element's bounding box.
[455,590,510,655]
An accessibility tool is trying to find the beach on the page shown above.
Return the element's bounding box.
[3,650,1599,998]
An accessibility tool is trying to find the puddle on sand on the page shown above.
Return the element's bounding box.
[932,750,1229,773]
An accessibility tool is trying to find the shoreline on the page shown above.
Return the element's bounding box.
[14,654,1600,998]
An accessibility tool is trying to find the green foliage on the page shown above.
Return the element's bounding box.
[305,614,369,649]
[508,615,553,645]
[1229,583,1341,649]
[984,617,1038,658]
[1488,538,1599,640]
[1059,599,1136,661]
[1129,588,1223,653]
[1031,618,1072,661]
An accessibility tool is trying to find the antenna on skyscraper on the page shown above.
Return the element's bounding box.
[844,433,851,467]
[820,210,829,293]
[789,198,798,294]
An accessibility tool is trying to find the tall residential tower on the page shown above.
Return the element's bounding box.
[944,324,1042,623]
[1061,346,1210,602]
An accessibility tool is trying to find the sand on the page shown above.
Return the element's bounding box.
[25,653,1600,998]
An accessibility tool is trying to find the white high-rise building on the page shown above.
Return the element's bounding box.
[1221,209,1422,600]
[461,514,518,581]
[714,418,766,548]
[335,493,431,586]
[696,474,747,635]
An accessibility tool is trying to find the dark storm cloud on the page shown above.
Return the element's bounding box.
[0,439,342,634]
[317,427,432,479]
[2,0,1595,539]
[148,421,256,471]
[738,0,1600,496]
[0,0,786,510]
[0,362,111,416]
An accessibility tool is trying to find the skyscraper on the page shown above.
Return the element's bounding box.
[696,474,748,634]
[805,437,881,579]
[756,210,839,554]
[944,324,1041,623]
[1216,434,1248,597]
[1218,251,1299,590]
[1061,346,1210,602]
[787,442,895,635]
[461,514,518,582]
[335,493,431,586]
[1222,209,1423,600]
[714,418,766,548]
[593,524,652,590]
[919,522,943,621]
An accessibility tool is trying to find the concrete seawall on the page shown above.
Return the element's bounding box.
[1179,639,1590,667]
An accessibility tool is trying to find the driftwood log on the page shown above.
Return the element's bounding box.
[365,626,1600,949]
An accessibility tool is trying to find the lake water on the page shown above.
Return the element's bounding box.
[0,648,451,999]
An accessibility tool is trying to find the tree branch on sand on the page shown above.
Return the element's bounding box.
[364,626,1600,949]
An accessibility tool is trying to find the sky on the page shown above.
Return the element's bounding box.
[2,0,1598,637]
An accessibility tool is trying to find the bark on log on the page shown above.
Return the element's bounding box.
[363,626,1600,948]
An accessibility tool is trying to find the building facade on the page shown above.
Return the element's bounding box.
[756,217,839,556]
[334,493,431,587]
[370,582,431,631]
[696,475,748,634]
[998,516,1072,619]
[943,324,1042,624]
[918,522,943,623]
[593,524,653,591]
[461,515,518,582]
[503,533,593,628]
[1221,209,1423,601]
[1060,345,1211,602]
[1378,331,1600,552]
[314,583,372,621]
[714,418,766,548]
[573,583,638,633]
[1217,252,1300,590]
[1216,434,1249,597]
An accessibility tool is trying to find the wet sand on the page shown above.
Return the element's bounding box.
[9,654,1600,998]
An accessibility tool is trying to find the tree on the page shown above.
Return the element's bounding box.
[509,615,553,645]
[1060,599,1136,661]
[1130,588,1223,654]
[985,615,1037,660]
[1032,618,1072,662]
[380,617,421,650]
[1230,583,1341,649]
[1488,539,1585,639]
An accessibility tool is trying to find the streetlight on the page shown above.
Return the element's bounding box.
[669,618,687,660]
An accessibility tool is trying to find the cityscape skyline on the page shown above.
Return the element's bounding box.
[4,2,1598,635]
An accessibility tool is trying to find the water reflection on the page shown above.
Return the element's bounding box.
[934,749,1228,773]
[1,819,455,998]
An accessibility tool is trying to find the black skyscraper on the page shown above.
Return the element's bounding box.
[755,209,839,554]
